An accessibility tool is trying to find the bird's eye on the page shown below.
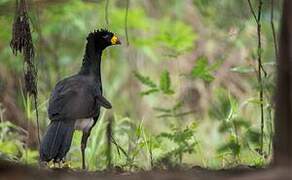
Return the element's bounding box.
[102,34,110,39]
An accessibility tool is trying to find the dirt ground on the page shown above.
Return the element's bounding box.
[0,161,291,180]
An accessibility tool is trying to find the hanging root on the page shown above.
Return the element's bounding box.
[24,57,38,96]
[10,0,34,56]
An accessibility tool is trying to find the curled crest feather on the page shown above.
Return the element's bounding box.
[86,29,113,41]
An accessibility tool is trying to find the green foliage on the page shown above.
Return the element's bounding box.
[155,122,198,168]
[134,71,157,88]
[134,70,174,96]
[133,71,159,96]
[209,89,268,167]
[154,19,197,57]
[0,120,38,164]
[209,90,237,122]
[190,56,218,83]
[140,89,160,96]
[159,70,174,95]
[246,129,261,145]
[153,101,194,119]
[217,136,240,158]
[0,0,279,171]
[70,111,109,170]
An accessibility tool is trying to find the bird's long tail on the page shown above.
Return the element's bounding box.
[40,120,75,162]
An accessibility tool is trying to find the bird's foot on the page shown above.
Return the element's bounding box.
[61,159,71,169]
[48,159,63,169]
[48,161,56,169]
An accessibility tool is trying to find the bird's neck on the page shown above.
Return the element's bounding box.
[79,42,103,84]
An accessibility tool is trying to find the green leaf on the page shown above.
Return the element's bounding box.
[230,66,255,73]
[156,113,173,118]
[218,122,232,133]
[134,71,157,88]
[0,141,20,157]
[172,101,183,111]
[246,129,261,144]
[159,70,174,94]
[153,107,172,113]
[140,88,159,96]
[217,138,240,156]
[154,19,197,57]
[233,118,250,129]
[154,101,183,114]
[191,56,215,83]
[209,89,237,122]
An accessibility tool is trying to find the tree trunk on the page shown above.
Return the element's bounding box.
[274,0,292,166]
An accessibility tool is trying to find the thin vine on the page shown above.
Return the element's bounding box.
[125,0,130,46]
[33,94,41,147]
[247,0,265,156]
[271,0,278,59]
[105,0,109,28]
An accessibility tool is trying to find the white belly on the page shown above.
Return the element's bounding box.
[74,118,94,133]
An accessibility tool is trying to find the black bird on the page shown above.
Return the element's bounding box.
[40,29,121,169]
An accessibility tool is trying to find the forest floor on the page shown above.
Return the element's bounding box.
[0,161,291,180]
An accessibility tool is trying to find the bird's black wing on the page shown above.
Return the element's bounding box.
[48,76,111,121]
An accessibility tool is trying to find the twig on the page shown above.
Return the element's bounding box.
[33,94,41,146]
[110,134,130,160]
[271,0,279,59]
[105,0,109,28]
[124,0,130,46]
[248,0,267,77]
[247,0,259,23]
[156,110,196,118]
[30,7,42,147]
[106,118,112,169]
[247,0,265,156]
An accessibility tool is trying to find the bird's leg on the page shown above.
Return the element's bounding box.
[81,132,90,170]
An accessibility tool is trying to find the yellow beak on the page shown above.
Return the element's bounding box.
[111,35,121,45]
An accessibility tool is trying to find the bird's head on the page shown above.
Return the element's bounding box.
[86,29,121,51]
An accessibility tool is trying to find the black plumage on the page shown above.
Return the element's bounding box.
[39,29,121,169]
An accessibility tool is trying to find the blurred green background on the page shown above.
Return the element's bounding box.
[0,0,281,171]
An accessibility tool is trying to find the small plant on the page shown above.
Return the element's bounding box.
[134,59,198,169]
[209,89,266,167]
[210,91,245,165]
[0,105,38,164]
[153,101,194,119]
[189,56,219,83]
[154,122,198,169]
[134,70,174,96]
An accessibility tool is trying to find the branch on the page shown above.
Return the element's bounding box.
[110,134,130,160]
[247,0,259,23]
[271,0,279,59]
